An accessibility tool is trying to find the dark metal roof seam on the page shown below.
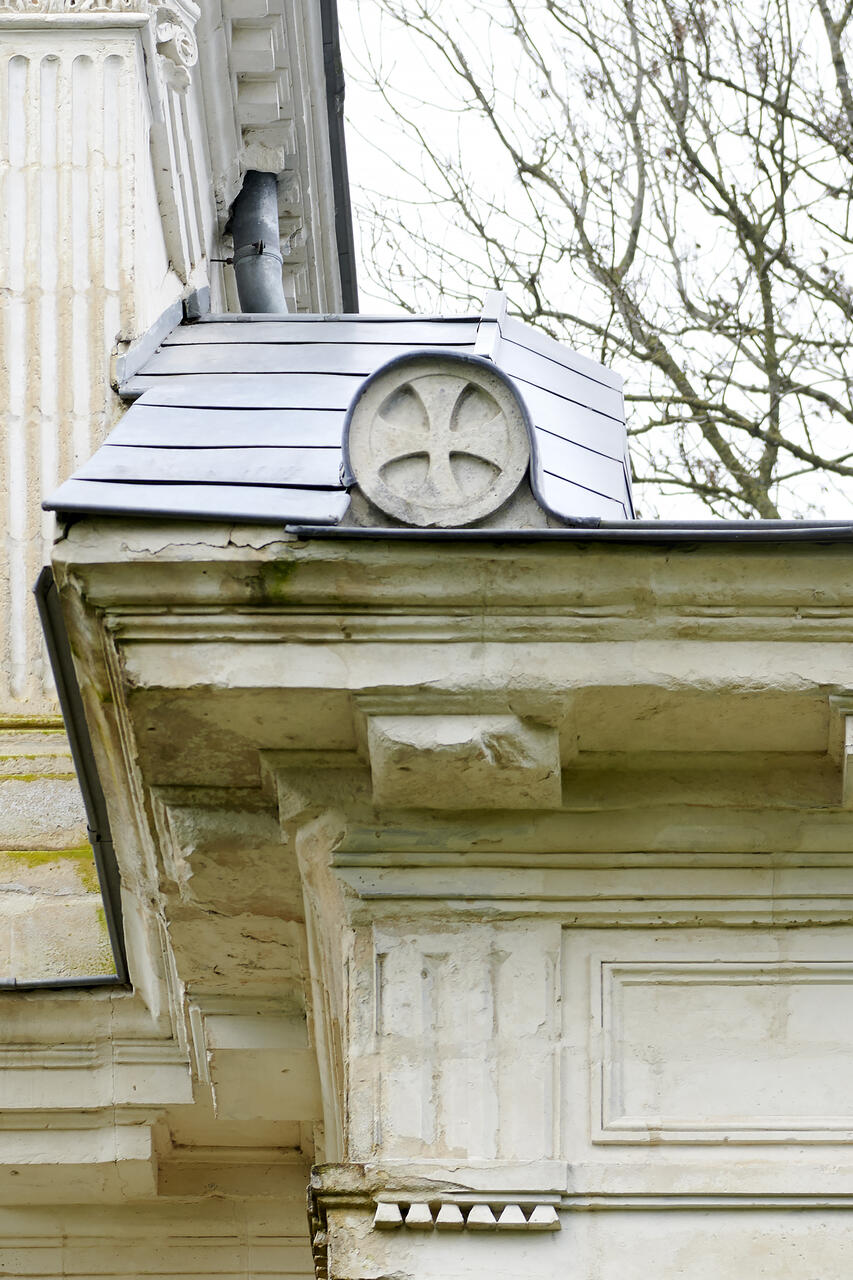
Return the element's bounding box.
[191,313,480,324]
[540,467,626,506]
[500,332,624,395]
[283,522,853,543]
[51,480,347,492]
[510,372,627,425]
[534,420,629,466]
[47,502,346,525]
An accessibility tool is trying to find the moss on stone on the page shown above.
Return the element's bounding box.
[1,772,76,782]
[0,752,69,760]
[256,559,299,601]
[92,907,117,974]
[0,846,101,893]
[0,716,65,731]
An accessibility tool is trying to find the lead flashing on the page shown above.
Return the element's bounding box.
[284,521,853,544]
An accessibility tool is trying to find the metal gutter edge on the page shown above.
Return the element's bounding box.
[284,522,853,544]
[320,0,359,313]
[0,975,122,993]
[112,298,183,391]
[33,567,129,987]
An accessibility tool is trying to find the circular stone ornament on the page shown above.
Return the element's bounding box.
[343,352,532,528]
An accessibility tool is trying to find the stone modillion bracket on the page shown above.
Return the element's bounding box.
[366,712,563,810]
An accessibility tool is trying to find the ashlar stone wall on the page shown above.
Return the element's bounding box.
[0,4,220,980]
[0,718,112,980]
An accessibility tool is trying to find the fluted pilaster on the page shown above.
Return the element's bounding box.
[0,41,136,707]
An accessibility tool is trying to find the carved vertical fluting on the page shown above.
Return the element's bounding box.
[353,922,562,1163]
[0,34,147,983]
[0,36,138,711]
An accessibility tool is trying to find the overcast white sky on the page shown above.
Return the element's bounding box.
[335,0,853,520]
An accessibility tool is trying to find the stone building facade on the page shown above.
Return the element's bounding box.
[3,3,853,1278]
[0,0,350,982]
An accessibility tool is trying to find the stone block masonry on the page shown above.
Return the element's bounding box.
[0,719,112,980]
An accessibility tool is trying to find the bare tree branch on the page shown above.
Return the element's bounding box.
[344,0,853,516]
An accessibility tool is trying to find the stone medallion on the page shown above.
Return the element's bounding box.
[343,353,532,527]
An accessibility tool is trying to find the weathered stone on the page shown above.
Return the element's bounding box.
[404,1202,434,1230]
[527,1205,560,1231]
[434,1203,465,1230]
[373,1201,403,1229]
[467,1204,497,1230]
[496,1204,527,1230]
[345,353,531,527]
[4,898,114,982]
[367,713,562,810]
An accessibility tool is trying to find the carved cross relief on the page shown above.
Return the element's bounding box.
[346,354,531,527]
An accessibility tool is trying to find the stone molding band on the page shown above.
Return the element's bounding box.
[373,1200,561,1232]
[1,1,172,13]
[0,0,200,73]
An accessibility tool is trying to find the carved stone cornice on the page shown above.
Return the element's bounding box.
[0,0,190,18]
[0,0,201,77]
[199,0,342,311]
[151,1,199,79]
[0,0,142,10]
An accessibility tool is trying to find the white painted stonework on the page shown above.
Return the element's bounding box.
[3,1,853,1275]
[0,0,342,708]
[27,522,853,1278]
[0,3,349,1268]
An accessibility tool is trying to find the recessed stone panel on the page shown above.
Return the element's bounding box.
[595,956,853,1143]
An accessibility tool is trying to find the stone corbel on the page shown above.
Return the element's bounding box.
[187,995,322,1132]
[151,0,198,91]
[261,712,565,819]
[365,712,563,810]
[140,0,199,103]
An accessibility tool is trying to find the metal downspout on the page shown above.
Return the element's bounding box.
[229,170,289,314]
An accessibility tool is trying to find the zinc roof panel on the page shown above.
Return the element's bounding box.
[142,342,469,377]
[46,479,349,524]
[75,445,343,488]
[122,372,365,408]
[47,302,634,525]
[108,404,346,448]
